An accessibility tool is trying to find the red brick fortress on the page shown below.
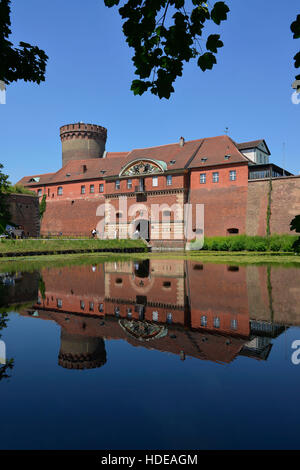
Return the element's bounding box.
[18,123,300,241]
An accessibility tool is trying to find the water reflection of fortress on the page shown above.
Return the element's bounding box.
[20,260,300,368]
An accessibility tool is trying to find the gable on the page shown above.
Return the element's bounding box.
[119,159,167,177]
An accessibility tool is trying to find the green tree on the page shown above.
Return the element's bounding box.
[0,0,48,85]
[103,0,300,98]
[104,0,229,98]
[0,313,14,382]
[39,194,46,219]
[291,14,300,83]
[0,1,299,98]
[290,215,300,253]
[0,163,11,232]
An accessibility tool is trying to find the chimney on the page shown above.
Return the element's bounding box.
[179,136,185,147]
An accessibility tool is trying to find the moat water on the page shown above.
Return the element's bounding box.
[0,257,300,450]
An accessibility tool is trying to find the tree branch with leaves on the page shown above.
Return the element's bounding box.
[104,0,229,98]
[0,0,48,85]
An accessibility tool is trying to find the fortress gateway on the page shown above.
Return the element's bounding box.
[18,123,300,247]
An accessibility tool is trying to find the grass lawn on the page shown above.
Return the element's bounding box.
[0,238,148,255]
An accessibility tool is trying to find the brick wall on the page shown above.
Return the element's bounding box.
[246,176,300,235]
[7,193,40,237]
[41,197,105,236]
[189,163,249,237]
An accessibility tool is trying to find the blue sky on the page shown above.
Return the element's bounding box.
[0,0,299,183]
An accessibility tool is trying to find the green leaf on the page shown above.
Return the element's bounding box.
[206,34,223,53]
[197,52,217,71]
[291,15,300,39]
[104,0,120,7]
[294,51,300,69]
[211,1,229,25]
[130,79,151,95]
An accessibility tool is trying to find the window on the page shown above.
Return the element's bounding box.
[193,264,203,270]
[114,306,120,317]
[115,180,120,190]
[152,311,158,321]
[89,301,94,311]
[200,173,206,184]
[201,315,207,327]
[99,303,104,313]
[229,170,236,181]
[80,300,85,310]
[90,184,95,193]
[99,183,104,193]
[47,188,50,197]
[213,317,220,328]
[57,186,63,196]
[212,172,219,183]
[57,299,62,308]
[37,189,42,197]
[163,210,171,217]
[127,308,132,318]
[163,281,171,288]
[152,176,158,187]
[227,228,239,235]
[231,319,238,330]
[81,185,86,194]
[127,179,132,189]
[166,175,172,186]
[167,313,172,324]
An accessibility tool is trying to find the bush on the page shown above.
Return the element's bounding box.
[200,234,296,252]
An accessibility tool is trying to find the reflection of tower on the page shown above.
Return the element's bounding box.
[58,330,107,370]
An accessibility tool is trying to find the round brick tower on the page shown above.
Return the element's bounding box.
[58,330,107,370]
[60,122,107,167]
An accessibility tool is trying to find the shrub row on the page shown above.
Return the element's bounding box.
[199,234,298,252]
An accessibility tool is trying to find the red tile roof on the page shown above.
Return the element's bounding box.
[188,135,249,168]
[17,172,55,186]
[18,135,252,186]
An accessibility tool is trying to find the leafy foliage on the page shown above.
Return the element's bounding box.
[197,234,298,252]
[290,215,300,253]
[290,215,300,233]
[0,0,48,84]
[291,14,300,80]
[0,359,14,381]
[39,194,46,219]
[6,184,36,195]
[0,312,9,333]
[0,313,14,382]
[104,0,229,98]
[0,163,11,231]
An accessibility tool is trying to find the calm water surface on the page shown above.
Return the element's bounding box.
[0,258,300,449]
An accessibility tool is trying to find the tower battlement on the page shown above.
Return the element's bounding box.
[60,122,107,167]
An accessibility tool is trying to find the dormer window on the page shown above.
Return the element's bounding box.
[201,157,207,163]
[225,154,231,160]
[169,160,176,165]
[66,173,71,177]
